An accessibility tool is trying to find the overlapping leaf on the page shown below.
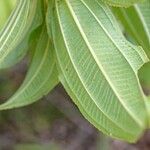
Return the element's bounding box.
[102,0,144,7]
[0,26,58,110]
[112,0,150,56]
[112,1,150,123]
[0,0,43,69]
[48,0,149,142]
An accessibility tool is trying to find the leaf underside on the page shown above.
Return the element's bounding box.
[0,26,58,110]
[112,0,150,126]
[0,0,43,69]
[48,0,149,142]
[102,0,144,7]
[112,0,150,56]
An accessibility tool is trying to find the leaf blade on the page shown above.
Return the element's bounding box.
[112,1,150,123]
[102,0,144,7]
[0,0,16,29]
[0,0,43,69]
[49,0,148,142]
[112,0,150,56]
[0,26,58,109]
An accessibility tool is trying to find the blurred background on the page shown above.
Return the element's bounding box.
[0,0,150,150]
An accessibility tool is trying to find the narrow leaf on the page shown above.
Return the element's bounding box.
[0,0,43,69]
[48,0,149,142]
[0,26,58,110]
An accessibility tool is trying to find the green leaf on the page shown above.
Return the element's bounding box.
[112,0,150,115]
[48,0,149,142]
[0,26,58,110]
[0,0,16,29]
[0,0,43,69]
[112,0,150,57]
[102,0,144,7]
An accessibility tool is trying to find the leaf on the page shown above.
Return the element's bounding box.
[0,0,16,29]
[48,0,149,142]
[112,0,150,57]
[0,26,58,110]
[112,0,150,114]
[101,0,144,7]
[0,0,43,69]
[137,0,150,33]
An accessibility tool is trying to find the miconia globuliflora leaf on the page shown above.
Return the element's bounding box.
[47,0,149,142]
[0,25,58,109]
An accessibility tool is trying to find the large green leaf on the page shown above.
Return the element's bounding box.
[102,0,144,7]
[0,0,43,69]
[112,0,150,57]
[48,0,149,142]
[0,26,58,110]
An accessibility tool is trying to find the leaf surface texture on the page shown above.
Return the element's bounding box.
[48,0,149,142]
[112,0,150,56]
[0,26,58,109]
[0,0,43,69]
